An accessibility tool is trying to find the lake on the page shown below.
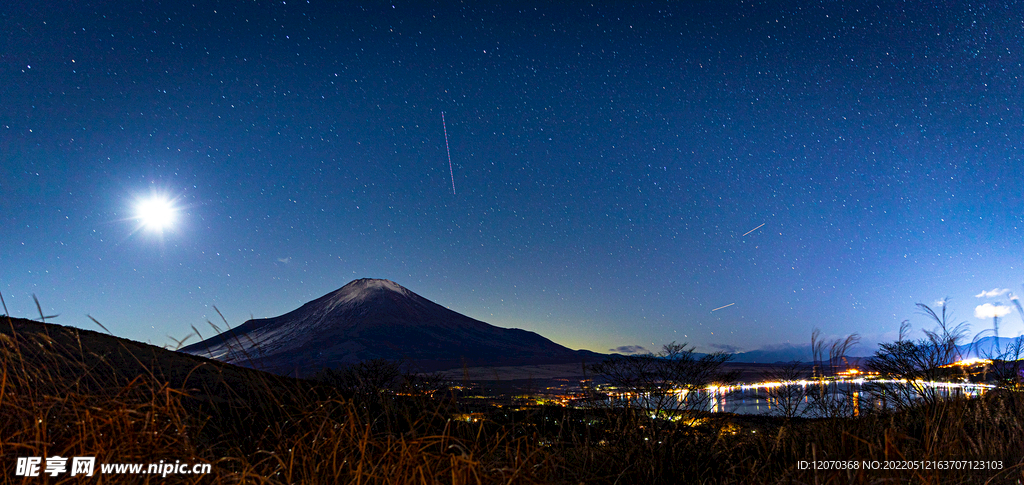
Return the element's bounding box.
[602,380,994,416]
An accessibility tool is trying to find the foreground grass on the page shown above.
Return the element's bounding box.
[3,316,1024,484]
[1,316,558,484]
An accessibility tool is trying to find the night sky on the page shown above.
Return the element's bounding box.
[4,1,1024,356]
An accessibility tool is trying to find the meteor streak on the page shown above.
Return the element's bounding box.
[711,303,735,312]
[442,112,455,195]
[741,223,765,237]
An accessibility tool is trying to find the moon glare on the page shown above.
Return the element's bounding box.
[136,196,177,231]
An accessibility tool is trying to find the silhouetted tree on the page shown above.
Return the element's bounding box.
[759,361,811,419]
[590,342,738,419]
[315,359,450,399]
[866,301,970,411]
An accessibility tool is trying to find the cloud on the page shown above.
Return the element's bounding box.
[975,303,1013,319]
[709,343,741,353]
[975,288,1009,298]
[609,345,649,355]
[277,257,291,264]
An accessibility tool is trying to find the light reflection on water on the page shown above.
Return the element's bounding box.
[604,380,994,416]
[715,381,992,415]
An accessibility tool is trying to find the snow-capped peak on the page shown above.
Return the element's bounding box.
[318,278,411,313]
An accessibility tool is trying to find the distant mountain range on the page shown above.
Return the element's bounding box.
[961,336,1024,359]
[180,278,603,376]
[723,336,1024,364]
[728,345,817,364]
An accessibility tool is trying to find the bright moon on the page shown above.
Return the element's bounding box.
[136,196,177,231]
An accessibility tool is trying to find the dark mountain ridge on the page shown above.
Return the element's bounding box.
[180,278,602,376]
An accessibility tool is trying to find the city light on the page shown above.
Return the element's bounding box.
[942,358,993,368]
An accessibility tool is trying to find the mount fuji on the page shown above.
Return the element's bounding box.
[179,278,602,376]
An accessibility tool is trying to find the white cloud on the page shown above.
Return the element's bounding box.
[975,303,1013,319]
[975,288,1010,298]
[277,257,291,264]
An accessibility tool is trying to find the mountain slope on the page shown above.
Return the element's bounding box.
[0,316,311,404]
[180,278,602,375]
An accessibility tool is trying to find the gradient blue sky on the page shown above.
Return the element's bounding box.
[3,1,1023,355]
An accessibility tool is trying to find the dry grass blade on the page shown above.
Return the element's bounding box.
[88,314,113,335]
